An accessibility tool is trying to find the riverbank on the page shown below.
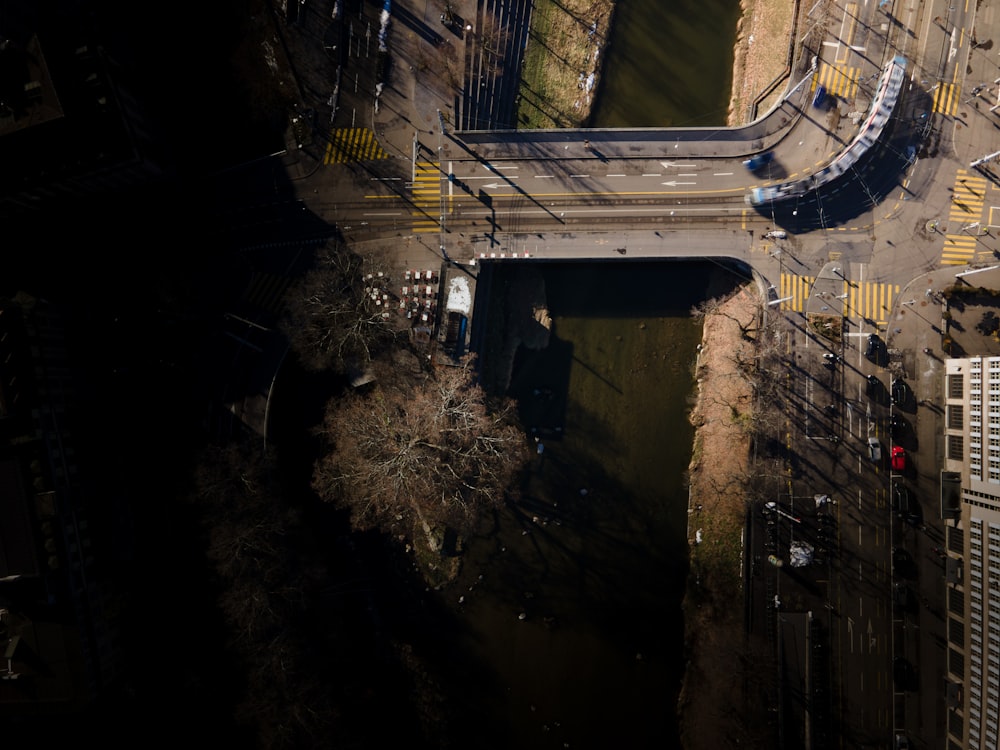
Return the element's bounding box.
[517,0,795,128]
[679,279,769,748]
[726,0,798,124]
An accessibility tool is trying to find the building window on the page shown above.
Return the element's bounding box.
[951,373,966,398]
[949,404,965,429]
[949,434,966,460]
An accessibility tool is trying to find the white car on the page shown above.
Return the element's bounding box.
[867,437,882,462]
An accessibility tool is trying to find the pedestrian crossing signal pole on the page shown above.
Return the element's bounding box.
[970,150,1000,168]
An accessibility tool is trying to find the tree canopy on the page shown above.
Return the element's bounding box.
[281,242,397,374]
[312,356,528,547]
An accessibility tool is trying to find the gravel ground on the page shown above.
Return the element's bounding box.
[728,0,798,124]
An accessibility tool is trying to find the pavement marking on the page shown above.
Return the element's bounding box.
[411,161,442,233]
[941,170,989,264]
[814,62,861,98]
[932,82,960,115]
[243,272,292,316]
[324,127,391,164]
[845,280,899,325]
[779,273,814,312]
[835,3,859,64]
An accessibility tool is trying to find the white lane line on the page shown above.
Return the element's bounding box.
[463,175,521,180]
[642,173,663,177]
[714,172,734,176]
[606,174,627,177]
[485,164,518,170]
[363,212,403,216]
[535,175,555,179]
[569,174,590,178]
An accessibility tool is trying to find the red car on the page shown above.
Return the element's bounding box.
[891,446,906,471]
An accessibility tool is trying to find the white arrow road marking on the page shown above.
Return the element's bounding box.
[662,180,697,186]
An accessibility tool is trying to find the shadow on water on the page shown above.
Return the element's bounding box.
[441,261,745,749]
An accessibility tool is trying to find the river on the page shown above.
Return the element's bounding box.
[589,0,742,127]
[441,261,740,749]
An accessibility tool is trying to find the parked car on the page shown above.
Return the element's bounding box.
[893,484,910,512]
[892,546,916,578]
[893,657,915,690]
[893,582,911,610]
[813,84,828,107]
[895,733,911,749]
[891,446,906,471]
[892,378,909,407]
[890,413,904,436]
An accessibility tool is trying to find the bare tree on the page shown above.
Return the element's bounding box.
[312,356,528,550]
[281,242,398,374]
[191,442,338,748]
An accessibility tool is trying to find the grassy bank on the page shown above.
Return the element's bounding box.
[515,0,614,128]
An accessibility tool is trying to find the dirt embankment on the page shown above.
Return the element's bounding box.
[678,280,768,749]
[727,0,798,125]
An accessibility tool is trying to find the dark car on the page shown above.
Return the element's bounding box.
[893,484,910,513]
[813,84,828,108]
[892,378,909,407]
[893,582,911,611]
[865,333,881,359]
[892,546,916,578]
[893,657,915,690]
[890,413,905,436]
[743,151,774,172]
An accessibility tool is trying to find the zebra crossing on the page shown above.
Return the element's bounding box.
[931,83,960,116]
[779,274,898,325]
[814,63,860,99]
[242,271,292,316]
[779,274,814,313]
[843,280,899,325]
[411,161,442,233]
[941,170,988,265]
[323,128,391,164]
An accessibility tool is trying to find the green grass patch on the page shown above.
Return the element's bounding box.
[516,0,613,128]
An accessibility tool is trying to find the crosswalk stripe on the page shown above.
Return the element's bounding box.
[323,128,391,164]
[941,235,978,265]
[779,274,813,312]
[244,272,291,314]
[846,280,898,324]
[411,160,442,233]
[933,83,959,115]
[815,64,860,98]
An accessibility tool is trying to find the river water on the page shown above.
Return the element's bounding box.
[444,262,740,749]
[589,0,742,127]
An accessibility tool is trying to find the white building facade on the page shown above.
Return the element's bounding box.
[943,356,1000,749]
